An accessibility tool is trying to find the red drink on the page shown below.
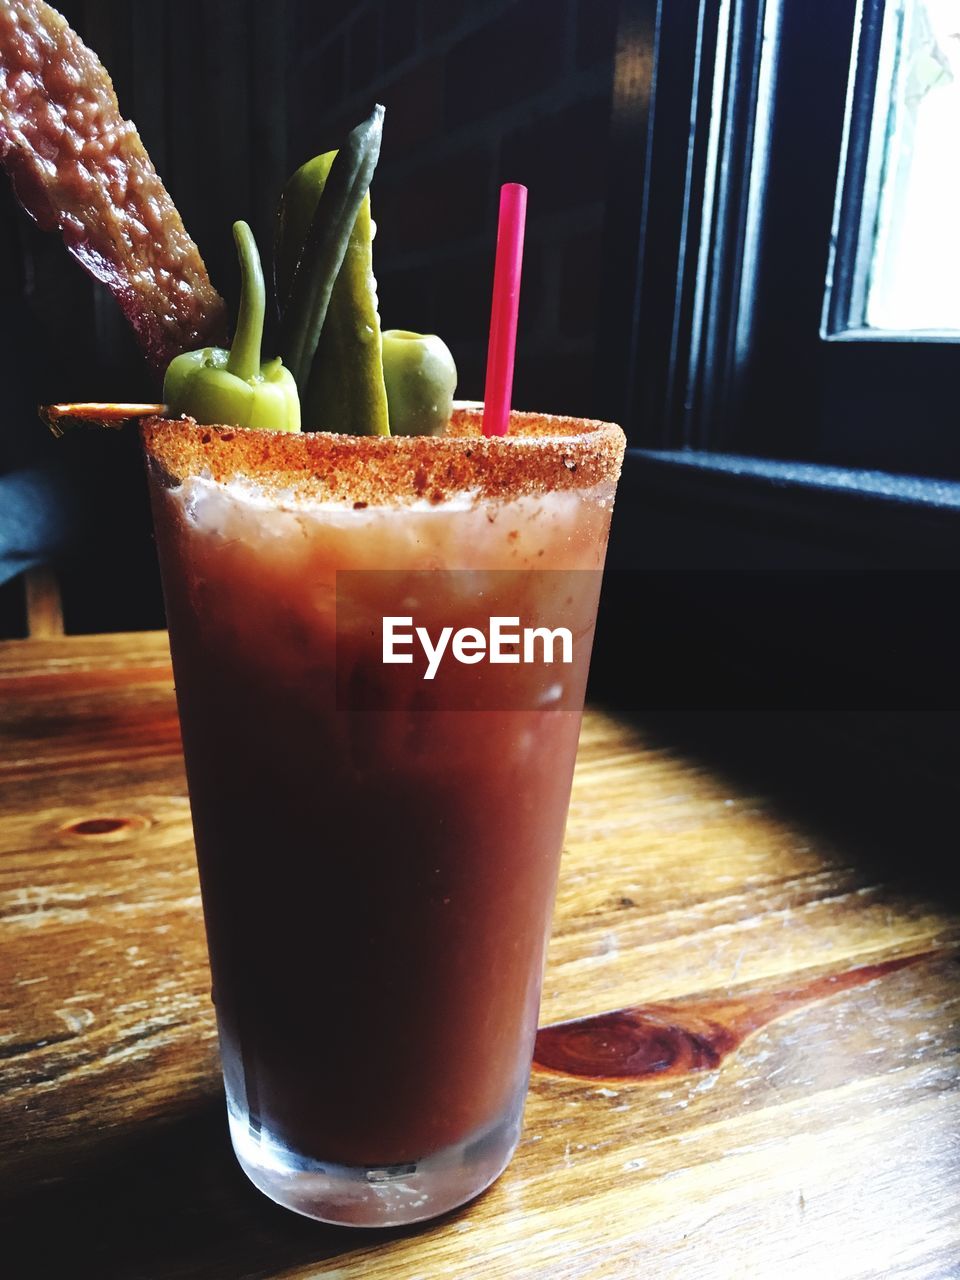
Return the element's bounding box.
[142,408,624,1225]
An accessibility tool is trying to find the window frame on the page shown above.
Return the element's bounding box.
[597,0,960,483]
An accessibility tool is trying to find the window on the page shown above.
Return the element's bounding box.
[828,0,960,336]
[599,0,960,480]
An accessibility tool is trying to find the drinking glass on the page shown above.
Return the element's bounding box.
[141,407,625,1226]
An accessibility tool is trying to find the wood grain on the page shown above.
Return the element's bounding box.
[1,632,958,1279]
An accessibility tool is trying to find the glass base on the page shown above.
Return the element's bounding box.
[226,1092,525,1227]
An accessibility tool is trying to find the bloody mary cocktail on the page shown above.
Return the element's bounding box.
[142,406,624,1225]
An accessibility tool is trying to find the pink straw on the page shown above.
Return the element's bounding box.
[482,183,528,437]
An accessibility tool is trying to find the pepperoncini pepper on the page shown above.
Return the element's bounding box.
[163,221,300,432]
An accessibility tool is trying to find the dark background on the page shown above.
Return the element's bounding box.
[1,0,615,421]
[0,0,619,635]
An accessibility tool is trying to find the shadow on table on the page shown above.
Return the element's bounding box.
[597,705,960,907]
[1,1095,426,1279]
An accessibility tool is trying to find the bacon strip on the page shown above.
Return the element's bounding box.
[0,0,227,372]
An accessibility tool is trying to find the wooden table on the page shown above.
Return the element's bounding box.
[2,633,958,1279]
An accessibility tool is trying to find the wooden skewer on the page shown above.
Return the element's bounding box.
[39,402,169,437]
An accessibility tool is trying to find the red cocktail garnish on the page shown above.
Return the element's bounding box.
[0,0,227,372]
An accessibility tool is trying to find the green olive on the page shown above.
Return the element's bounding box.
[381,330,457,437]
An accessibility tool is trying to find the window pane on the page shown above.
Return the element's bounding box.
[858,0,960,330]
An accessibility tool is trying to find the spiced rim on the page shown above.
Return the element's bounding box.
[140,407,625,506]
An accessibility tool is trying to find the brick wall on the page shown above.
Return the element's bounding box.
[286,0,620,417]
